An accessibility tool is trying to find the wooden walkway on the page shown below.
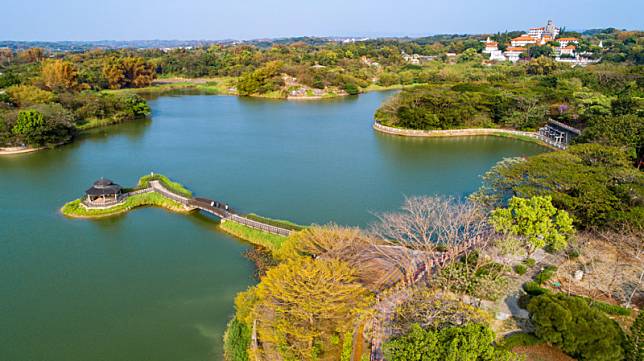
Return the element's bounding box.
[149,180,292,237]
[368,238,482,361]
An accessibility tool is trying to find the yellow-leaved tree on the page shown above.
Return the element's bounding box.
[253,257,373,361]
[41,59,79,91]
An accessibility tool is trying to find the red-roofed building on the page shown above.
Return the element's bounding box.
[558,45,576,56]
[482,37,499,53]
[511,35,538,47]
[529,27,545,39]
[558,38,579,47]
[504,47,526,62]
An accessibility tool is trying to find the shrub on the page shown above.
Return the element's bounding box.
[534,266,557,285]
[514,264,527,275]
[383,323,516,361]
[523,258,536,267]
[5,84,55,106]
[517,293,532,309]
[523,281,549,296]
[223,318,250,361]
[625,311,643,361]
[343,83,359,95]
[340,332,353,361]
[589,301,632,316]
[573,296,632,316]
[528,293,626,361]
[499,332,543,350]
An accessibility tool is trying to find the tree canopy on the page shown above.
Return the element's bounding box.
[528,293,626,361]
[383,323,517,361]
[251,257,373,360]
[472,144,644,229]
[491,196,575,257]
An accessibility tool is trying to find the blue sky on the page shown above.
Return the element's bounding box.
[4,0,643,41]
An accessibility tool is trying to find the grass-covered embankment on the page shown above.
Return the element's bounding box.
[219,220,288,253]
[61,173,192,218]
[61,191,190,218]
[245,213,305,231]
[137,173,193,197]
[106,77,236,97]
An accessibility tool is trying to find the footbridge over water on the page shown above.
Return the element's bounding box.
[149,180,292,237]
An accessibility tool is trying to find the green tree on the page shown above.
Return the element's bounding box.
[5,85,55,107]
[491,196,574,257]
[12,109,45,144]
[384,323,517,361]
[575,114,643,164]
[526,56,557,75]
[457,48,480,63]
[528,45,554,58]
[528,294,625,361]
[472,144,644,229]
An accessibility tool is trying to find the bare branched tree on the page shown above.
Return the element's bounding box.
[558,226,643,307]
[369,195,494,286]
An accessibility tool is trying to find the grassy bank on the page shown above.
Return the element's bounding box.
[61,191,190,218]
[245,213,305,231]
[219,220,288,253]
[106,77,235,97]
[136,173,193,197]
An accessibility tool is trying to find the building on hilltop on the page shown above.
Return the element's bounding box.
[482,37,499,53]
[504,47,526,62]
[528,27,545,39]
[557,45,577,56]
[511,35,538,47]
[557,37,579,47]
[544,20,560,38]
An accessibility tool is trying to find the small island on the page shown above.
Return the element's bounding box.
[61,173,302,252]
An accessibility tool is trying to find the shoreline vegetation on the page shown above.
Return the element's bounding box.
[111,76,404,100]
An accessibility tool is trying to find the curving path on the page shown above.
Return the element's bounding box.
[148,180,292,237]
[367,237,483,361]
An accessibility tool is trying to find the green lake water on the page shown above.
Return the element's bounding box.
[0,91,546,361]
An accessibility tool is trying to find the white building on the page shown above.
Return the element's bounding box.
[489,50,507,61]
[511,35,538,47]
[557,37,579,47]
[528,27,545,39]
[558,45,576,56]
[482,37,499,53]
[504,47,526,62]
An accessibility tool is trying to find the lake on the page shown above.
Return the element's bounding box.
[0,91,546,361]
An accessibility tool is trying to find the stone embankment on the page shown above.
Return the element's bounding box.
[373,122,541,141]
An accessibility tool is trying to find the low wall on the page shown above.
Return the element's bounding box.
[373,122,540,140]
[0,146,46,155]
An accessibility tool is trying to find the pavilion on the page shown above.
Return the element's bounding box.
[85,178,123,206]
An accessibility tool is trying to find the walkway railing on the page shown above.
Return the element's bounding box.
[149,180,292,237]
[368,237,484,361]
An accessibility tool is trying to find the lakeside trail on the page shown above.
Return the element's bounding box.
[365,237,484,360]
[372,122,555,148]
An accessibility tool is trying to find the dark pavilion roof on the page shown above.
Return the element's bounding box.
[85,178,122,196]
